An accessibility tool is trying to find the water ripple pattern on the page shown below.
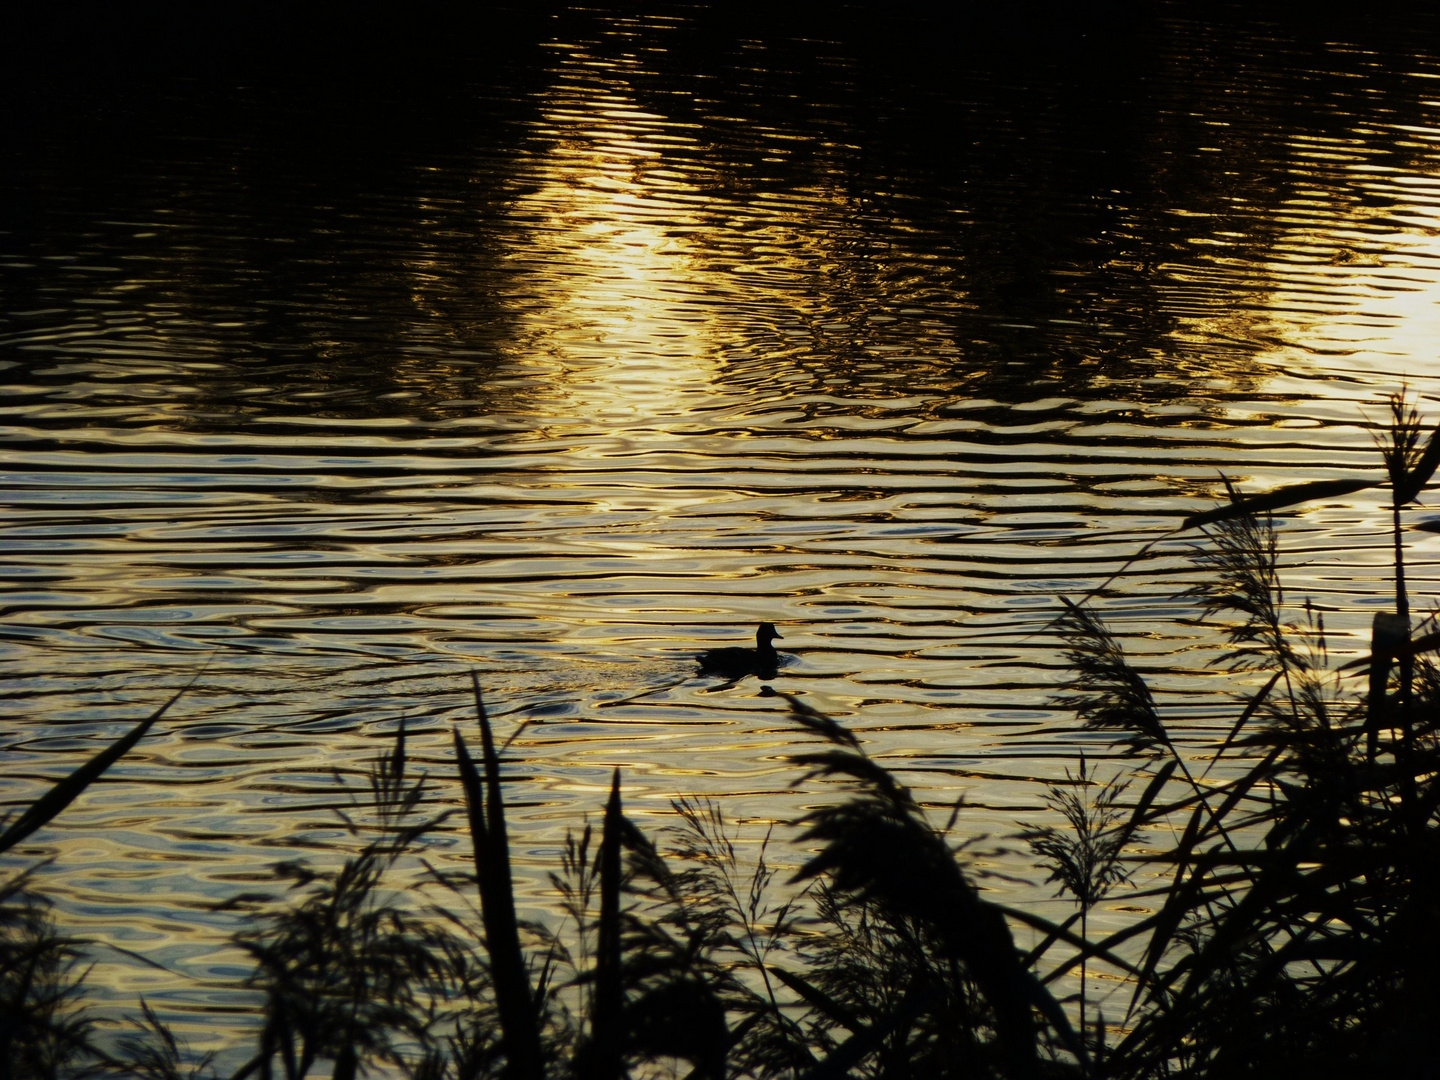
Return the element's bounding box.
[5,5,1440,1052]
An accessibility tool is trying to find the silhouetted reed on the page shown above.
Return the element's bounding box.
[110,1002,217,1080]
[4,395,1440,1077]
[1020,756,1133,1041]
[222,716,466,1080]
[0,868,95,1080]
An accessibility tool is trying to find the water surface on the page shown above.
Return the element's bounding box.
[6,3,1440,1050]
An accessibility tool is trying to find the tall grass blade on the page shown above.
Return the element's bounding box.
[767,966,863,1034]
[0,688,184,856]
[1126,759,1179,831]
[1145,826,1333,1055]
[454,674,543,1080]
[795,989,932,1080]
[997,904,1145,983]
[389,714,406,788]
[1203,670,1282,777]
[1202,746,1282,832]
[1366,612,1408,762]
[1180,478,1375,532]
[1019,909,1082,968]
[1129,804,1207,1016]
[1393,418,1440,505]
[581,770,624,1080]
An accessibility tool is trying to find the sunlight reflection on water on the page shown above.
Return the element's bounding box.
[6,4,1440,1054]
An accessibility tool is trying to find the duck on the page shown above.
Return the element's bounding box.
[696,622,784,680]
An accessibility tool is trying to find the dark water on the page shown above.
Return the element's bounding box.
[5,3,1440,1049]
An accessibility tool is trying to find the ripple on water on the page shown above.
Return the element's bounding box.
[6,6,1440,1055]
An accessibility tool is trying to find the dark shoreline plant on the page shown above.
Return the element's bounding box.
[1020,756,1132,1041]
[2,393,1440,1077]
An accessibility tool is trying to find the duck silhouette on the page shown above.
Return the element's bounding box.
[696,622,783,680]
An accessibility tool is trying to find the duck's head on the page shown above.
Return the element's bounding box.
[757,622,782,645]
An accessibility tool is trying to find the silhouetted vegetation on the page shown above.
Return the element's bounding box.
[5,393,1440,1077]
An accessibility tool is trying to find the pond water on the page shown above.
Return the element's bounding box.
[6,3,1440,1054]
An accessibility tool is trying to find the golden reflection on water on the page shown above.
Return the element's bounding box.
[16,13,1440,1061]
[1271,221,1440,380]
[1165,106,1440,388]
[506,62,731,429]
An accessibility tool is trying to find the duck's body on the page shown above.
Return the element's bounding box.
[696,622,783,680]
